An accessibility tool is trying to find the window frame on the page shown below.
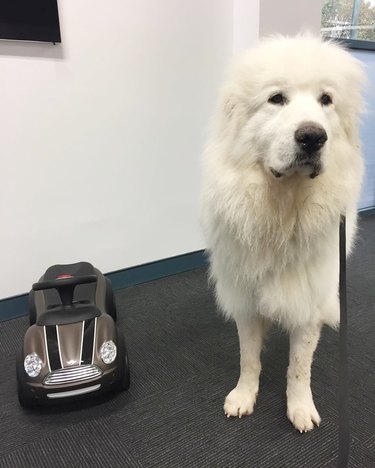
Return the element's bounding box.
[321,0,375,51]
[338,38,375,51]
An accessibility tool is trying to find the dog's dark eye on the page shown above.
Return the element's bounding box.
[268,93,287,105]
[320,93,332,106]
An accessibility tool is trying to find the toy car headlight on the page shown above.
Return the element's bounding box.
[99,340,117,364]
[24,352,43,377]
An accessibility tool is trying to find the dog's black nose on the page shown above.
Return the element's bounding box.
[295,124,327,154]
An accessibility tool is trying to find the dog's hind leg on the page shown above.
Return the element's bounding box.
[286,322,322,432]
[224,315,269,418]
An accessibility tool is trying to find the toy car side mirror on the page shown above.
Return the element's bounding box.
[32,275,97,307]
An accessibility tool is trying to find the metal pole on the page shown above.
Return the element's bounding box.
[351,0,361,39]
[338,216,350,468]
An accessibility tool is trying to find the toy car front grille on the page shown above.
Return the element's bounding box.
[44,365,102,386]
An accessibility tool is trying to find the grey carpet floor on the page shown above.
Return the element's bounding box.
[0,216,374,468]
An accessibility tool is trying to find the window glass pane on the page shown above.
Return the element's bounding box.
[322,0,375,41]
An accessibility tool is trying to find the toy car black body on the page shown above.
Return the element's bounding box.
[16,262,130,408]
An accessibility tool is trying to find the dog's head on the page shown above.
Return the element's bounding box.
[215,36,366,179]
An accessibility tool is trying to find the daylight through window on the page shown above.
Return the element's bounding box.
[322,0,375,41]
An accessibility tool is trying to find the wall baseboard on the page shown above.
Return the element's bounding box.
[359,207,375,217]
[1,207,374,322]
[0,250,208,322]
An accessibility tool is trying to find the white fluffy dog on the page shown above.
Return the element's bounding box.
[200,36,365,432]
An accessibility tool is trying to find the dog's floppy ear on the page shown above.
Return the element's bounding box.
[223,95,237,118]
[340,55,367,144]
[215,87,249,142]
[340,80,365,145]
[341,111,360,144]
[220,85,248,119]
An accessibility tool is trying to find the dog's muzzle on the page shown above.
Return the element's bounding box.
[294,122,327,155]
[271,159,323,179]
[270,123,327,179]
[293,123,326,179]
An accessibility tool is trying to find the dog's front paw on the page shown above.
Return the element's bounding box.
[224,386,257,418]
[287,397,321,433]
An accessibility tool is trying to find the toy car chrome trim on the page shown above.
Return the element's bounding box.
[56,324,63,368]
[79,320,85,365]
[91,317,97,366]
[43,325,51,372]
[47,384,101,399]
[44,364,103,386]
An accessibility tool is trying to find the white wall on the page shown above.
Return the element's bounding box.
[260,0,324,37]
[233,0,259,54]
[0,0,259,299]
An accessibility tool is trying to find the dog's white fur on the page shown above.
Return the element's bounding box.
[200,36,365,432]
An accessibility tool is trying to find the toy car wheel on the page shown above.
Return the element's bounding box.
[116,333,130,391]
[16,350,36,409]
[105,278,117,322]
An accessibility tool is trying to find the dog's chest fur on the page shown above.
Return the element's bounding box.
[209,168,339,274]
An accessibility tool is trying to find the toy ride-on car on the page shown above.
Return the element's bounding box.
[16,262,130,408]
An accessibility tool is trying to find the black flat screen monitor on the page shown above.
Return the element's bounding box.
[0,0,61,43]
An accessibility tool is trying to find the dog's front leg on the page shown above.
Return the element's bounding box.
[287,322,322,432]
[224,315,268,418]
